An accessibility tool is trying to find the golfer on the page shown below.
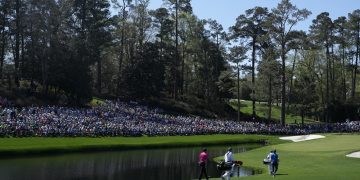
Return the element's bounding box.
[198,148,209,180]
[270,149,279,177]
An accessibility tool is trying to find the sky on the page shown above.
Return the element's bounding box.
[146,0,360,32]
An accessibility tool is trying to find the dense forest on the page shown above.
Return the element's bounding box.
[0,0,359,124]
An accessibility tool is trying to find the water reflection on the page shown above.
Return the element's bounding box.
[0,144,260,180]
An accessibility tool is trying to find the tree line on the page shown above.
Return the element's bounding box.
[0,0,359,123]
[229,1,359,124]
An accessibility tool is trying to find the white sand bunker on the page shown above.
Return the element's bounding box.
[279,134,325,142]
[346,151,360,158]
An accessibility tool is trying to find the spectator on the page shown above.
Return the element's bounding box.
[0,99,359,137]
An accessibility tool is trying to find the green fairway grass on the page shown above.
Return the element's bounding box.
[0,135,284,157]
[229,100,318,124]
[214,134,360,180]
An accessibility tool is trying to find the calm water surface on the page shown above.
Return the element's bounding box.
[0,144,261,180]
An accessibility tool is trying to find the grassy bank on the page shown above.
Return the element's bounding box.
[0,134,284,157]
[229,100,318,124]
[214,134,360,180]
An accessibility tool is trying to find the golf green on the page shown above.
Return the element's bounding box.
[215,134,360,180]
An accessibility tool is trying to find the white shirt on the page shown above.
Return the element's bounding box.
[224,151,234,162]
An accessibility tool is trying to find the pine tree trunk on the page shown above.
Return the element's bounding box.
[251,37,256,119]
[174,0,179,99]
[0,24,5,80]
[14,0,21,87]
[287,49,297,110]
[352,24,359,99]
[237,63,240,122]
[117,1,127,94]
[331,44,335,100]
[280,42,286,126]
[20,26,24,81]
[0,6,6,80]
[325,44,330,123]
[342,44,347,100]
[301,110,304,126]
[181,44,185,95]
[268,75,272,122]
[97,58,102,94]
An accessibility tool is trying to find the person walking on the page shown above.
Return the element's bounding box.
[266,150,273,175]
[270,149,279,177]
[222,147,235,180]
[198,148,209,180]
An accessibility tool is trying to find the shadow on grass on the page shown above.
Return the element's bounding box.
[275,173,289,176]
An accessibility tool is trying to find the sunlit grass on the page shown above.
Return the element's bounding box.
[214,134,360,180]
[229,99,318,124]
[88,97,106,106]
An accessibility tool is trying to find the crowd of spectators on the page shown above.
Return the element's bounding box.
[0,99,359,137]
[0,96,11,107]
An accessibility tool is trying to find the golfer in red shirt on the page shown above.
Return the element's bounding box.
[198,148,209,180]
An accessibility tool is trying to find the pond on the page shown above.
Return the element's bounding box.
[0,144,261,180]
